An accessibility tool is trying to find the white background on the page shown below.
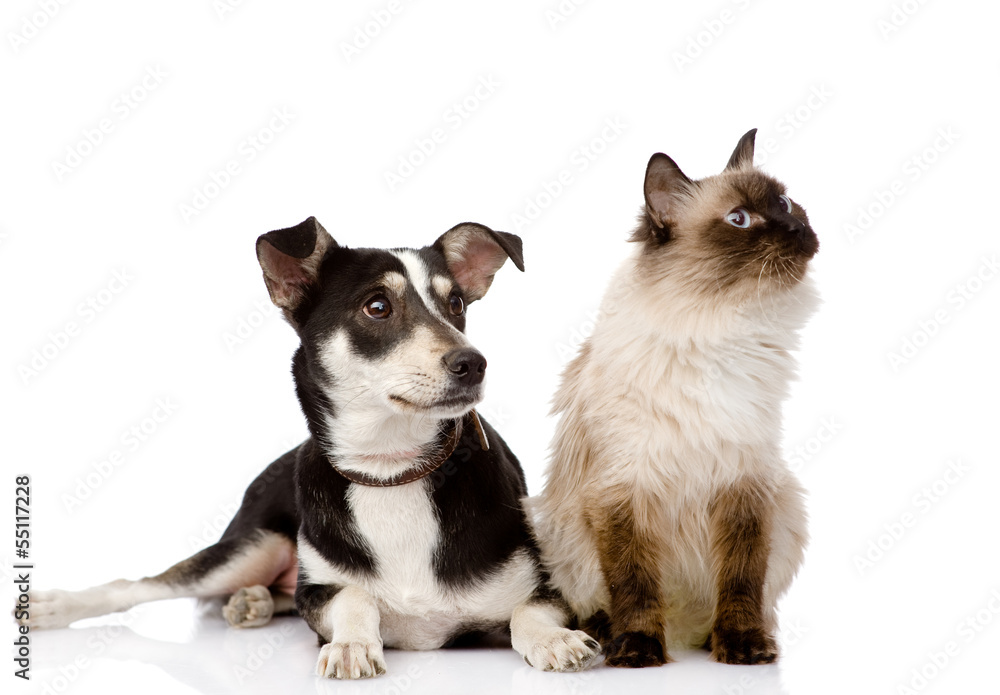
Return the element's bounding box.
[3,1,999,693]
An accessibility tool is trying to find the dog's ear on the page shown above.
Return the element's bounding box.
[725,128,757,171]
[644,153,692,238]
[433,223,524,302]
[256,216,336,323]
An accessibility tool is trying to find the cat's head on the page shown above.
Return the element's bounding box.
[631,129,818,302]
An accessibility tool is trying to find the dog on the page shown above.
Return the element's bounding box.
[17,216,600,679]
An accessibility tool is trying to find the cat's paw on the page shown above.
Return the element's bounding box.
[223,585,274,628]
[522,628,601,672]
[604,631,669,668]
[711,627,778,665]
[316,640,387,679]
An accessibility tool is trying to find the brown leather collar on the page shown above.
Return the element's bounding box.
[332,411,488,487]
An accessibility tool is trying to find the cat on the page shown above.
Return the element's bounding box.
[532,129,819,667]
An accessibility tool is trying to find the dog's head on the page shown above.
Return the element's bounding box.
[256,217,523,446]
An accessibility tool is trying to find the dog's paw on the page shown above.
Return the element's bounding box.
[316,641,387,679]
[223,586,274,628]
[604,631,669,668]
[13,589,79,630]
[522,628,601,672]
[711,627,778,665]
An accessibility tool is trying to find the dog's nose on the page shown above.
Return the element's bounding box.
[443,349,487,387]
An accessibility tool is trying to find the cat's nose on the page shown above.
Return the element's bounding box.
[788,221,807,242]
[791,225,819,256]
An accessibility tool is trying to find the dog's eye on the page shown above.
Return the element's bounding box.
[363,295,392,319]
[449,293,464,316]
[725,208,751,228]
[778,195,793,213]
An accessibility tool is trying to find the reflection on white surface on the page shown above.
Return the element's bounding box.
[26,598,793,695]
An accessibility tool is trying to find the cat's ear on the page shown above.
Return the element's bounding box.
[644,153,692,237]
[726,128,757,170]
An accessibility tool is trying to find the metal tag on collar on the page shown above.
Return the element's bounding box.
[470,408,489,451]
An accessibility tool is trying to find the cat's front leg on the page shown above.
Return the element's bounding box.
[593,498,670,668]
[708,476,778,665]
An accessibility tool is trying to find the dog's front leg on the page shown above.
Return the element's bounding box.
[296,583,386,679]
[511,598,601,672]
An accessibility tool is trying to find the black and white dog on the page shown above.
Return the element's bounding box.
[19,217,600,679]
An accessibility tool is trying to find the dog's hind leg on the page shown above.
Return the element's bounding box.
[223,585,296,628]
[20,530,296,630]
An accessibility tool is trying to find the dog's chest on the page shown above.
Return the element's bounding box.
[299,469,539,649]
[347,482,442,609]
[345,481,530,649]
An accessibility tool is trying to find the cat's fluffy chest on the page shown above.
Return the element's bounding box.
[560,261,817,489]
[592,303,798,436]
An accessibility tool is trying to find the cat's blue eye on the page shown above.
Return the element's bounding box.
[779,195,793,213]
[726,208,751,228]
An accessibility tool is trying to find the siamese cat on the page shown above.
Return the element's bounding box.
[533,129,818,667]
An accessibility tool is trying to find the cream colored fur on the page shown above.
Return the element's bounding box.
[532,243,817,650]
